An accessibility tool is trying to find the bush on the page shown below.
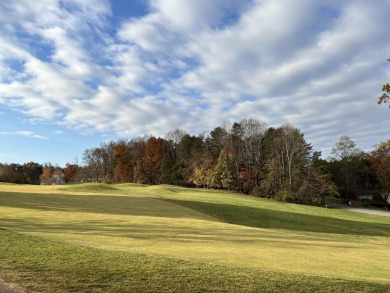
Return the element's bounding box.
[371,201,386,208]
[275,189,294,203]
[251,186,265,198]
[103,175,113,184]
[361,199,370,207]
[309,196,325,207]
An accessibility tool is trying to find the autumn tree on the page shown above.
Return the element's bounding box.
[114,142,134,183]
[261,124,322,204]
[0,164,10,182]
[238,119,268,192]
[165,129,187,164]
[175,134,204,186]
[192,150,214,188]
[277,124,311,189]
[331,135,360,160]
[0,163,23,183]
[134,161,148,184]
[378,58,390,106]
[23,162,43,184]
[368,139,390,188]
[212,148,235,190]
[228,122,244,189]
[132,137,148,184]
[40,163,54,185]
[205,126,229,159]
[144,136,168,184]
[100,141,117,182]
[159,140,175,184]
[64,163,78,183]
[329,135,364,201]
[82,147,105,182]
[240,119,268,170]
[296,152,338,206]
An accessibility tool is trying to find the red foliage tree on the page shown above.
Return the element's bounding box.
[368,140,390,188]
[64,164,78,183]
[144,137,165,184]
[114,144,134,183]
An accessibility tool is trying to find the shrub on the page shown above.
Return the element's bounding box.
[361,199,370,207]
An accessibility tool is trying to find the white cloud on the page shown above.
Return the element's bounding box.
[0,0,389,155]
[150,0,242,31]
[0,130,48,140]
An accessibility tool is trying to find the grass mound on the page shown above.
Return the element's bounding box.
[61,183,122,193]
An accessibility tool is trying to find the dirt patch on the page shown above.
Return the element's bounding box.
[0,280,25,293]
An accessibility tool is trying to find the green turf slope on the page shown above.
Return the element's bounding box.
[0,183,389,292]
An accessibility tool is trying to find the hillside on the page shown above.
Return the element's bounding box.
[0,183,389,292]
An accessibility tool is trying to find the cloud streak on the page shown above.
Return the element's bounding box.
[0,0,389,156]
[0,131,48,140]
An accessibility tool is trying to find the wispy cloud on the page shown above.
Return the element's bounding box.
[0,131,49,140]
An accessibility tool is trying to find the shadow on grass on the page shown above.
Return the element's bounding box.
[0,217,373,250]
[162,199,390,237]
[0,191,389,237]
[0,191,208,220]
[1,228,388,293]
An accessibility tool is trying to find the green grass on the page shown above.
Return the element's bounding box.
[1,229,389,293]
[0,183,389,292]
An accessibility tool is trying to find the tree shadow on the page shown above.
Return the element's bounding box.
[1,191,389,237]
[162,199,390,237]
[0,217,375,250]
[0,191,209,220]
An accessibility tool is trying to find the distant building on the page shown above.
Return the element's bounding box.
[357,194,373,200]
[53,173,66,185]
[40,171,66,185]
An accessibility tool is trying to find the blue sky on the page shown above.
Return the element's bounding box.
[0,0,389,167]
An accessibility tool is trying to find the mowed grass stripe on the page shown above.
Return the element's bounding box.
[0,229,388,293]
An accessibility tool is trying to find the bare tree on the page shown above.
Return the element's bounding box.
[83,148,104,182]
[240,118,268,170]
[331,135,360,161]
[262,124,311,196]
[330,135,364,201]
[165,129,187,164]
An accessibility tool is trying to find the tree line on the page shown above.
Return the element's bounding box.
[1,119,389,207]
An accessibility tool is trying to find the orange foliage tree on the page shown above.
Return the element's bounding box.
[64,164,78,183]
[40,164,53,185]
[378,58,390,106]
[114,143,134,183]
[144,137,166,184]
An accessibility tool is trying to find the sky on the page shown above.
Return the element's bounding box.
[0,0,389,167]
